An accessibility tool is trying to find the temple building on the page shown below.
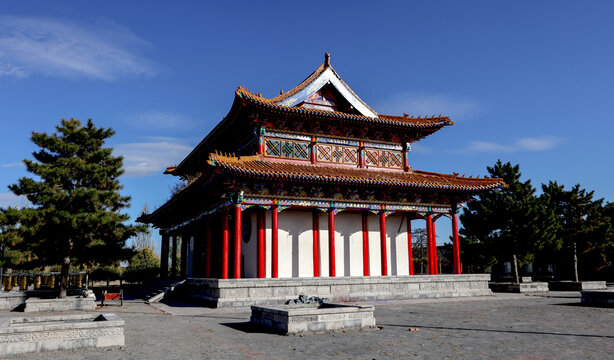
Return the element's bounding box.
[139,53,504,282]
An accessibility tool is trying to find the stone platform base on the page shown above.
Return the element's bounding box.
[0,292,26,310]
[251,303,376,335]
[581,290,614,307]
[185,274,492,308]
[0,289,88,311]
[0,313,124,356]
[24,297,96,312]
[548,281,607,291]
[489,282,549,293]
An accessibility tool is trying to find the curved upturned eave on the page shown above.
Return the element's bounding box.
[238,87,453,129]
[208,154,505,194]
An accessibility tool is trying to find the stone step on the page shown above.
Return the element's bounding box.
[146,280,186,303]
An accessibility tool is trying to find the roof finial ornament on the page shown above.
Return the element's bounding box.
[324,52,331,66]
[280,88,284,95]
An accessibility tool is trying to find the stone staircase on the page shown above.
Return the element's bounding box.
[118,279,186,303]
[144,279,186,303]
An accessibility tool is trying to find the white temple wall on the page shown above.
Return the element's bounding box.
[237,209,413,279]
[386,214,409,276]
[241,211,258,278]
[316,212,329,277]
[367,215,382,276]
[335,212,363,276]
[277,211,313,278]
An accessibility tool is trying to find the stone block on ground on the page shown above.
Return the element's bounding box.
[24,296,96,312]
[548,281,607,291]
[251,303,376,335]
[0,313,124,356]
[489,282,549,293]
[580,290,614,307]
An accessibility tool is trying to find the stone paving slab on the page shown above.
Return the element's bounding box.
[1,290,612,359]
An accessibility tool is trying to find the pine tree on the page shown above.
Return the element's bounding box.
[460,160,557,283]
[3,119,143,298]
[541,182,609,281]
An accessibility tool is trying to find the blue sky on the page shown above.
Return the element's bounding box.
[1,1,613,253]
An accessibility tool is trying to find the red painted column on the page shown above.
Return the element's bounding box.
[272,206,279,278]
[258,136,264,155]
[257,210,266,278]
[328,209,336,277]
[233,204,242,279]
[359,141,365,168]
[407,214,414,275]
[426,214,433,275]
[205,219,211,278]
[362,212,370,276]
[403,143,410,171]
[312,211,320,277]
[432,218,438,275]
[310,136,317,164]
[452,213,461,274]
[221,212,229,279]
[379,212,388,276]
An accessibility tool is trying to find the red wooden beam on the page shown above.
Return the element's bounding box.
[233,204,242,279]
[257,210,266,278]
[426,214,433,275]
[407,214,414,275]
[379,212,388,276]
[272,206,279,278]
[312,211,320,277]
[310,136,317,164]
[362,212,370,276]
[359,141,365,168]
[452,213,461,274]
[221,212,229,279]
[432,218,438,275]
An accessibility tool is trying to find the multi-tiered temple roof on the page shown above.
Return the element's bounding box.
[142,53,503,228]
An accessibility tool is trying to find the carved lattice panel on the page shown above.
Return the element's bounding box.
[294,142,309,160]
[365,149,378,166]
[364,148,403,169]
[265,138,281,157]
[317,144,358,165]
[264,137,310,161]
[317,144,332,162]
[389,152,403,168]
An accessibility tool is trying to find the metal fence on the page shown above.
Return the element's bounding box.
[1,272,88,291]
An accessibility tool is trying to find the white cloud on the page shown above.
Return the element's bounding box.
[0,15,156,80]
[464,136,563,153]
[114,139,193,177]
[128,111,197,130]
[376,91,482,119]
[407,143,432,154]
[0,63,26,78]
[0,193,28,209]
[1,162,21,168]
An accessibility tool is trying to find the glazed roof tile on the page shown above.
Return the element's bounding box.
[237,86,453,129]
[208,153,504,192]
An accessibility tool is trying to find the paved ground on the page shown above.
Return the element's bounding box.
[4,291,614,359]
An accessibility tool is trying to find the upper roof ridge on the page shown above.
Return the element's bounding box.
[268,53,379,118]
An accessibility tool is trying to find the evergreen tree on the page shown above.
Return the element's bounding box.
[412,228,428,274]
[133,203,154,252]
[2,119,142,297]
[541,182,610,281]
[460,160,557,283]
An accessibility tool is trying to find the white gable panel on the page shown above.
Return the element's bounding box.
[276,68,378,118]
